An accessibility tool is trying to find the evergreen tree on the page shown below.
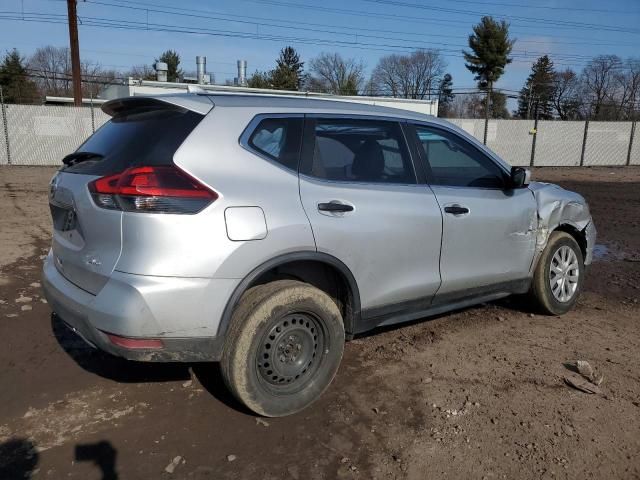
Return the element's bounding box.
[155,50,182,82]
[463,16,514,89]
[270,47,304,91]
[0,49,39,103]
[516,55,556,119]
[247,70,272,89]
[463,17,514,128]
[482,90,510,119]
[438,73,454,117]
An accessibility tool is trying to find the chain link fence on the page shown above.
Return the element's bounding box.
[0,101,637,167]
[0,102,109,165]
[446,117,637,167]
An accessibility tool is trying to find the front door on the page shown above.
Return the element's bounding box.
[411,124,537,302]
[298,117,443,320]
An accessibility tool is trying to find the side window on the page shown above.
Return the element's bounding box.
[414,126,507,188]
[306,119,415,184]
[248,117,303,171]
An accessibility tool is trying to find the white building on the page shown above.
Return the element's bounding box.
[99,79,439,116]
[98,57,439,116]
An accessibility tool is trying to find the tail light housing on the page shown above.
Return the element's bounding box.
[88,165,217,214]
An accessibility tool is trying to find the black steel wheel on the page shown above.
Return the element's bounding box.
[256,313,325,392]
[221,280,345,417]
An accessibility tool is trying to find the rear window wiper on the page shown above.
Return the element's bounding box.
[62,151,104,166]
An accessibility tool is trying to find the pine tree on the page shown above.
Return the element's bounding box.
[438,73,454,117]
[516,55,556,119]
[0,49,39,104]
[247,70,272,89]
[464,16,514,88]
[463,16,514,124]
[483,91,510,119]
[270,47,304,91]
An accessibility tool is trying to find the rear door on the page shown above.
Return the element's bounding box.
[298,116,443,323]
[49,100,206,294]
[409,123,537,302]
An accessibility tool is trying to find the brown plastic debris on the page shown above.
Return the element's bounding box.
[564,360,604,394]
[564,375,602,395]
[575,360,604,385]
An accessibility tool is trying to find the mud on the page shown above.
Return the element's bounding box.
[1,165,639,479]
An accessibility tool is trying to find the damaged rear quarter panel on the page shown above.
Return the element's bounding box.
[528,182,596,269]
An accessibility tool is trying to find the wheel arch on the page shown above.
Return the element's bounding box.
[217,252,361,341]
[554,222,587,260]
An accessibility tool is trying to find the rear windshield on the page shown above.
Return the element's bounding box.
[61,108,204,175]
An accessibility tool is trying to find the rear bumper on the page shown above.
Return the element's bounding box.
[42,251,238,362]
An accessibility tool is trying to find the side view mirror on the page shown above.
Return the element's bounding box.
[510,167,531,188]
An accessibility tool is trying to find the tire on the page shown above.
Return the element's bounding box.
[530,231,585,315]
[221,280,345,417]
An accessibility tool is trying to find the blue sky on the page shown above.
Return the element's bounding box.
[1,0,639,97]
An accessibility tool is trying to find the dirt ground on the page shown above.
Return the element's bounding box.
[0,165,639,480]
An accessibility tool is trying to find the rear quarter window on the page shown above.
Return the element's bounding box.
[246,117,303,171]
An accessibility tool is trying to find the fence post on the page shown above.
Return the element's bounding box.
[529,100,539,167]
[580,119,589,167]
[627,121,636,166]
[90,92,95,133]
[483,86,491,145]
[0,86,10,165]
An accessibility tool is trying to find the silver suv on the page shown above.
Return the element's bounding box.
[43,93,596,416]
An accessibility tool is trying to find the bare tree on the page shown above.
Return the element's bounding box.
[127,64,156,81]
[552,68,581,120]
[613,58,640,120]
[28,46,72,96]
[308,53,364,95]
[28,45,117,99]
[581,55,622,119]
[447,93,484,118]
[370,49,446,99]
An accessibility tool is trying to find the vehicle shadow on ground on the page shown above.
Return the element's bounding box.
[191,363,253,415]
[355,296,537,340]
[50,314,250,414]
[0,438,39,479]
[51,314,191,383]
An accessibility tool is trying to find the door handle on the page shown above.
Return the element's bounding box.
[318,202,354,213]
[444,205,470,215]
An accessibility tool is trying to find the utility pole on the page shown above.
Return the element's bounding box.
[66,0,82,106]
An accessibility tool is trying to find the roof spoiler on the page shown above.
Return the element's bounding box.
[102,95,214,116]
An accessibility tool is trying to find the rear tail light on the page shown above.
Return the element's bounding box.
[88,165,217,214]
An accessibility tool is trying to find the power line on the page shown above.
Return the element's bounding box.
[0,15,607,73]
[246,0,640,36]
[1,8,616,68]
[0,12,633,73]
[80,0,640,48]
[81,0,630,61]
[383,0,639,15]
[362,0,640,35]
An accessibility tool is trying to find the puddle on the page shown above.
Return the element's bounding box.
[592,243,633,262]
[593,244,610,260]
